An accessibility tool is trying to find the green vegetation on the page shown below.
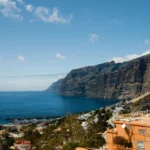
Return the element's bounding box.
[0,107,113,150]
[62,142,79,150]
[22,125,41,147]
[0,133,14,150]
[22,108,112,149]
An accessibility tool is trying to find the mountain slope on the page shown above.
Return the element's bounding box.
[46,79,64,94]
[49,54,150,100]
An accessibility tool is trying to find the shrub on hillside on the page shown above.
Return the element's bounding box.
[113,136,132,148]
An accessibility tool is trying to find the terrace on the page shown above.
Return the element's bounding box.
[114,110,150,126]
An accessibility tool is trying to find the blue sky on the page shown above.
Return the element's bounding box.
[0,0,150,91]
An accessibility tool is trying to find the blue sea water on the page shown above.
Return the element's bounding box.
[0,91,117,124]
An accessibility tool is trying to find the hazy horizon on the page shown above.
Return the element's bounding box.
[0,0,150,90]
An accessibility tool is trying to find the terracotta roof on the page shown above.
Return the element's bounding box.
[15,141,31,145]
[75,148,88,150]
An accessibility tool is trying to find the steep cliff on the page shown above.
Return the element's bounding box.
[46,79,64,94]
[49,54,150,100]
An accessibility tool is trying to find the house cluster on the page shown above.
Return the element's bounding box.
[0,122,48,150]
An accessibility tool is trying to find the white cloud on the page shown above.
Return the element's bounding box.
[144,39,150,44]
[18,55,27,63]
[0,1,73,23]
[16,0,24,5]
[25,4,33,12]
[56,52,65,60]
[0,0,23,20]
[0,0,9,5]
[142,50,150,55]
[112,50,150,63]
[35,7,72,24]
[89,33,99,44]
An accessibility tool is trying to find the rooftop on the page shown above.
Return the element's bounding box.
[75,148,88,150]
[114,110,150,126]
[15,141,31,145]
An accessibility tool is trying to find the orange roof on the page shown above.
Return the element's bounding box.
[76,148,88,150]
[15,141,31,145]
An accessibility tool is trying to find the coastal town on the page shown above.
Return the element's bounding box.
[1,93,150,150]
[0,0,150,149]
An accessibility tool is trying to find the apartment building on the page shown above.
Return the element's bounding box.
[106,110,150,150]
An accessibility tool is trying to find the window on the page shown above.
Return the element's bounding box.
[20,146,27,148]
[138,129,146,135]
[136,141,144,150]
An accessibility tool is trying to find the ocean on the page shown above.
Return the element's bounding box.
[0,91,117,124]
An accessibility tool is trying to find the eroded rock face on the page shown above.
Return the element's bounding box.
[49,54,150,100]
[46,79,64,94]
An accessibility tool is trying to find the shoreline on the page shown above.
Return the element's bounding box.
[0,99,125,126]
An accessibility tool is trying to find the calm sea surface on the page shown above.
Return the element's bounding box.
[0,91,117,124]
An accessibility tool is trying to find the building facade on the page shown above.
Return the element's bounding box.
[106,111,150,150]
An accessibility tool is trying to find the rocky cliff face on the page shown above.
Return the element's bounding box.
[49,54,150,100]
[46,79,63,94]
